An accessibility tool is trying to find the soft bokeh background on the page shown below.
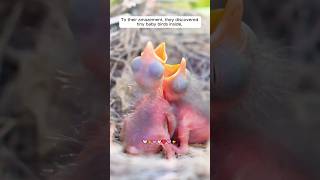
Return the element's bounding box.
[0,0,107,179]
[243,0,320,176]
[212,0,320,179]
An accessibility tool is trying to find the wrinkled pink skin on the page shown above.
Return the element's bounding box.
[122,91,178,158]
[171,101,210,154]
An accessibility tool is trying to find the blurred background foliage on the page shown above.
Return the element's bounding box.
[110,0,210,16]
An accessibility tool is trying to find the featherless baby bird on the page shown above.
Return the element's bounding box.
[162,57,210,155]
[126,40,210,156]
[121,42,178,158]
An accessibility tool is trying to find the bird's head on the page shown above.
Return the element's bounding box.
[130,41,167,91]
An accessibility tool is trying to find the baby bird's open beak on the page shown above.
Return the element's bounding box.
[163,57,187,78]
[140,41,167,64]
[163,58,189,101]
[131,41,166,90]
[154,42,167,64]
[165,58,187,80]
[164,63,179,77]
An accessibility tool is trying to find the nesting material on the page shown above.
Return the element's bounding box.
[110,7,210,179]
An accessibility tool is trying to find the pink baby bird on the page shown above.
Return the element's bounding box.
[163,58,210,155]
[121,42,178,158]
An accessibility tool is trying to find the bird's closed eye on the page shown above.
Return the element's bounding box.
[131,57,142,72]
[148,61,164,79]
[172,75,188,93]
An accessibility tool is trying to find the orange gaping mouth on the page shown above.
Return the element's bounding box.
[141,41,188,81]
[141,41,168,64]
[154,42,167,64]
[134,41,190,98]
[163,58,189,101]
[163,58,187,81]
[164,64,180,77]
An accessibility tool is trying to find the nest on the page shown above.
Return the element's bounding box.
[110,1,210,179]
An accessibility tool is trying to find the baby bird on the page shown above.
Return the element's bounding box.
[129,42,210,155]
[163,58,210,154]
[121,41,178,158]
